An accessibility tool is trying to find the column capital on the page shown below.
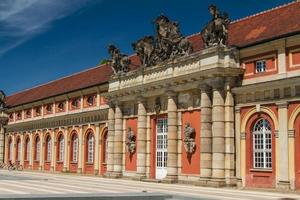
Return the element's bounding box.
[276,101,288,109]
[136,96,146,103]
[206,77,225,90]
[199,83,211,93]
[165,90,177,98]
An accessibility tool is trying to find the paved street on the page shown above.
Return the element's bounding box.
[0,170,299,200]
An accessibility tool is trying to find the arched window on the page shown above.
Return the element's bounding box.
[8,138,13,161]
[46,136,52,161]
[87,132,94,163]
[252,118,272,169]
[35,137,40,161]
[71,133,78,162]
[58,135,64,162]
[16,138,21,161]
[25,137,30,161]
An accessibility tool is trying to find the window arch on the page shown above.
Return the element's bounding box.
[71,132,78,162]
[35,136,40,161]
[252,118,272,169]
[25,137,30,161]
[86,131,94,163]
[46,135,52,161]
[16,137,21,161]
[58,134,64,162]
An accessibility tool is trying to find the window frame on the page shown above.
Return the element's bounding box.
[255,60,267,73]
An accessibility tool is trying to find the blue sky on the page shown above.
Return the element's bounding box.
[0,0,293,95]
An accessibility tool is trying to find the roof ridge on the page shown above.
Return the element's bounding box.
[231,0,297,24]
[7,63,105,97]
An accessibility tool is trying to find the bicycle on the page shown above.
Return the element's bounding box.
[0,162,7,169]
[7,163,23,171]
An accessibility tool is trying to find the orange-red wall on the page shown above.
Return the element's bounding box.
[181,110,201,175]
[125,118,137,172]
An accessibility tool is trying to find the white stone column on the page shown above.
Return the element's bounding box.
[165,91,178,182]
[113,102,123,177]
[145,115,151,178]
[50,130,55,171]
[211,79,225,186]
[200,84,212,180]
[224,80,235,185]
[77,126,83,174]
[63,128,68,172]
[106,103,115,176]
[277,102,290,190]
[136,97,147,179]
[94,124,100,175]
[4,134,8,164]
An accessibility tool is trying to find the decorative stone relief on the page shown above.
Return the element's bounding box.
[107,44,131,74]
[154,97,161,115]
[126,127,136,154]
[183,122,196,154]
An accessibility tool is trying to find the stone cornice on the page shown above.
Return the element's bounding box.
[5,109,108,133]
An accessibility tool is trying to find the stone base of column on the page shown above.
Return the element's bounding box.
[50,166,54,172]
[133,173,146,181]
[38,166,43,171]
[207,178,226,187]
[110,172,122,178]
[225,176,237,186]
[162,175,178,184]
[77,168,82,174]
[62,167,67,172]
[195,177,211,186]
[94,169,99,176]
[277,181,291,191]
[236,178,243,188]
[28,165,32,170]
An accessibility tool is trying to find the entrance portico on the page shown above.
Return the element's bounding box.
[104,46,243,185]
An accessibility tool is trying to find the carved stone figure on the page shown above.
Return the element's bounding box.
[107,44,131,74]
[155,15,192,60]
[132,15,192,67]
[0,90,6,110]
[201,4,230,48]
[132,36,156,67]
[154,97,161,115]
[183,122,196,154]
[126,127,136,154]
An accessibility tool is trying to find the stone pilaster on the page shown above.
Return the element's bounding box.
[29,132,33,169]
[145,115,151,178]
[94,124,100,175]
[165,91,178,182]
[63,128,68,172]
[39,132,44,171]
[4,134,8,164]
[113,102,123,177]
[277,102,290,190]
[235,107,242,188]
[12,135,16,163]
[210,78,226,186]
[106,104,115,176]
[0,111,8,163]
[50,130,55,172]
[136,97,147,179]
[77,126,83,174]
[224,79,236,185]
[20,134,24,166]
[199,84,212,181]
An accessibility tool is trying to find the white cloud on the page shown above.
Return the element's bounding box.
[0,0,92,55]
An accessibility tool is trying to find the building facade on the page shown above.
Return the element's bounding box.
[2,1,300,191]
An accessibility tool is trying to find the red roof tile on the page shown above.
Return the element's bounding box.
[6,1,300,107]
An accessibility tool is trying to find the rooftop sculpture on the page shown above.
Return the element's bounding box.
[107,44,131,74]
[201,4,230,48]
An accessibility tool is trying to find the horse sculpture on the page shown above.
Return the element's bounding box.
[107,44,131,74]
[201,4,230,48]
[132,36,156,67]
[0,90,6,110]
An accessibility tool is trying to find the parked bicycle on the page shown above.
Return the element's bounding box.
[0,162,7,169]
[6,161,23,171]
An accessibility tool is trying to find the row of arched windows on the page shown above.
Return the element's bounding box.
[7,130,96,164]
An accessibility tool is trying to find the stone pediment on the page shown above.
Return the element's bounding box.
[106,46,243,101]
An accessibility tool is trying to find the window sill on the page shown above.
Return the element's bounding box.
[250,168,272,173]
[85,162,94,165]
[56,161,64,164]
[70,162,78,164]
